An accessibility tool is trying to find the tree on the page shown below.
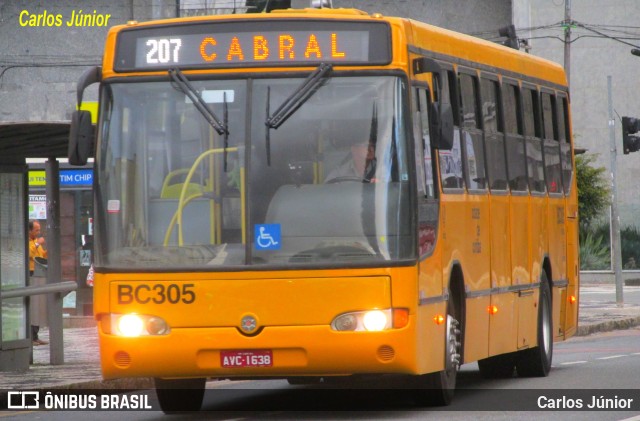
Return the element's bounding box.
[576,153,610,230]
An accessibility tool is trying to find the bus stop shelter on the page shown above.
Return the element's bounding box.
[0,121,78,371]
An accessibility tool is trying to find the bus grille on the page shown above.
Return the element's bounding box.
[114,351,132,368]
[377,345,395,362]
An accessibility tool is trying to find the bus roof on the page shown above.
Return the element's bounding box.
[405,17,568,87]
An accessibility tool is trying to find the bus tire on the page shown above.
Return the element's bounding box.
[516,276,552,377]
[414,296,461,406]
[155,377,206,413]
[478,353,516,378]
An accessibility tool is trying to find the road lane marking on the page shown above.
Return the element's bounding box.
[560,360,588,365]
[596,354,627,360]
[0,412,38,417]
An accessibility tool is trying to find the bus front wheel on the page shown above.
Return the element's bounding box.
[414,297,461,406]
[155,377,206,413]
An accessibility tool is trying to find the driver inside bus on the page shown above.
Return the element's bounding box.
[324,141,377,183]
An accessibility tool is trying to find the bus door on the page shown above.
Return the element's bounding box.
[480,76,515,356]
[541,90,567,339]
[504,81,533,350]
[521,85,546,348]
[412,81,445,373]
[457,70,491,363]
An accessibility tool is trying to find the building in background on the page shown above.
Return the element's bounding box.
[512,0,640,277]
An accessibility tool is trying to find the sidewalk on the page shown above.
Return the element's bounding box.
[575,283,640,336]
[1,283,639,392]
[0,327,152,391]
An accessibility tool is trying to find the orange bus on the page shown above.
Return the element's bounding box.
[69,5,579,412]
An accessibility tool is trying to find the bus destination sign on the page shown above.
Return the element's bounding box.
[114,20,391,71]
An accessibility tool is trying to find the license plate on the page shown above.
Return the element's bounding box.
[220,350,273,368]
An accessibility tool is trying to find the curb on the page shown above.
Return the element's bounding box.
[576,316,640,336]
[63,316,96,329]
[49,377,154,390]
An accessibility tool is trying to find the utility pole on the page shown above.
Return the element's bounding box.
[608,76,624,306]
[564,0,571,85]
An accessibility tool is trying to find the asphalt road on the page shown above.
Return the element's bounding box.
[4,327,640,421]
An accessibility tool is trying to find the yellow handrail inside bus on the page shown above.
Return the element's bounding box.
[240,164,246,245]
[163,192,204,246]
[175,147,239,246]
[160,168,205,199]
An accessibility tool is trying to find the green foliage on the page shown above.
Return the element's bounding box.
[576,154,610,230]
[622,226,640,269]
[576,153,611,271]
[579,223,640,270]
[580,222,610,246]
[579,224,611,270]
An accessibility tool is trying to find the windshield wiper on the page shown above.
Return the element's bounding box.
[222,91,229,171]
[169,68,228,136]
[264,63,332,165]
[265,63,332,129]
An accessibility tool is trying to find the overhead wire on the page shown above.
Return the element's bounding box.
[472,19,640,50]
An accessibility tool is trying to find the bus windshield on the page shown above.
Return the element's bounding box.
[95,74,414,270]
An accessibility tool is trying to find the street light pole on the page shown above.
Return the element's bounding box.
[564,0,571,85]
[608,76,624,306]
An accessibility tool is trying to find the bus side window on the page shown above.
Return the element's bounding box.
[557,95,573,193]
[523,87,545,193]
[439,70,465,190]
[542,91,562,194]
[459,72,486,191]
[503,83,527,192]
[414,87,436,198]
[480,78,507,191]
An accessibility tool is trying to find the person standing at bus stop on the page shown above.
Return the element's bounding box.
[28,220,49,346]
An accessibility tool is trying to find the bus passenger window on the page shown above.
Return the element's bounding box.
[439,71,464,190]
[558,96,573,193]
[503,84,527,192]
[459,73,486,191]
[414,88,435,198]
[481,78,507,191]
[523,88,545,193]
[542,92,562,194]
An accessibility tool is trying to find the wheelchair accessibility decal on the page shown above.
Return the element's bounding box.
[254,224,281,250]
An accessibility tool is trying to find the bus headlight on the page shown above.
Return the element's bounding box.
[363,310,388,331]
[111,314,170,337]
[331,308,408,332]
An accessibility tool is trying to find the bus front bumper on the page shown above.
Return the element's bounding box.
[98,322,424,380]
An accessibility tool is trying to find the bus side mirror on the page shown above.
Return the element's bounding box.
[413,57,454,150]
[68,110,94,166]
[69,66,101,165]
